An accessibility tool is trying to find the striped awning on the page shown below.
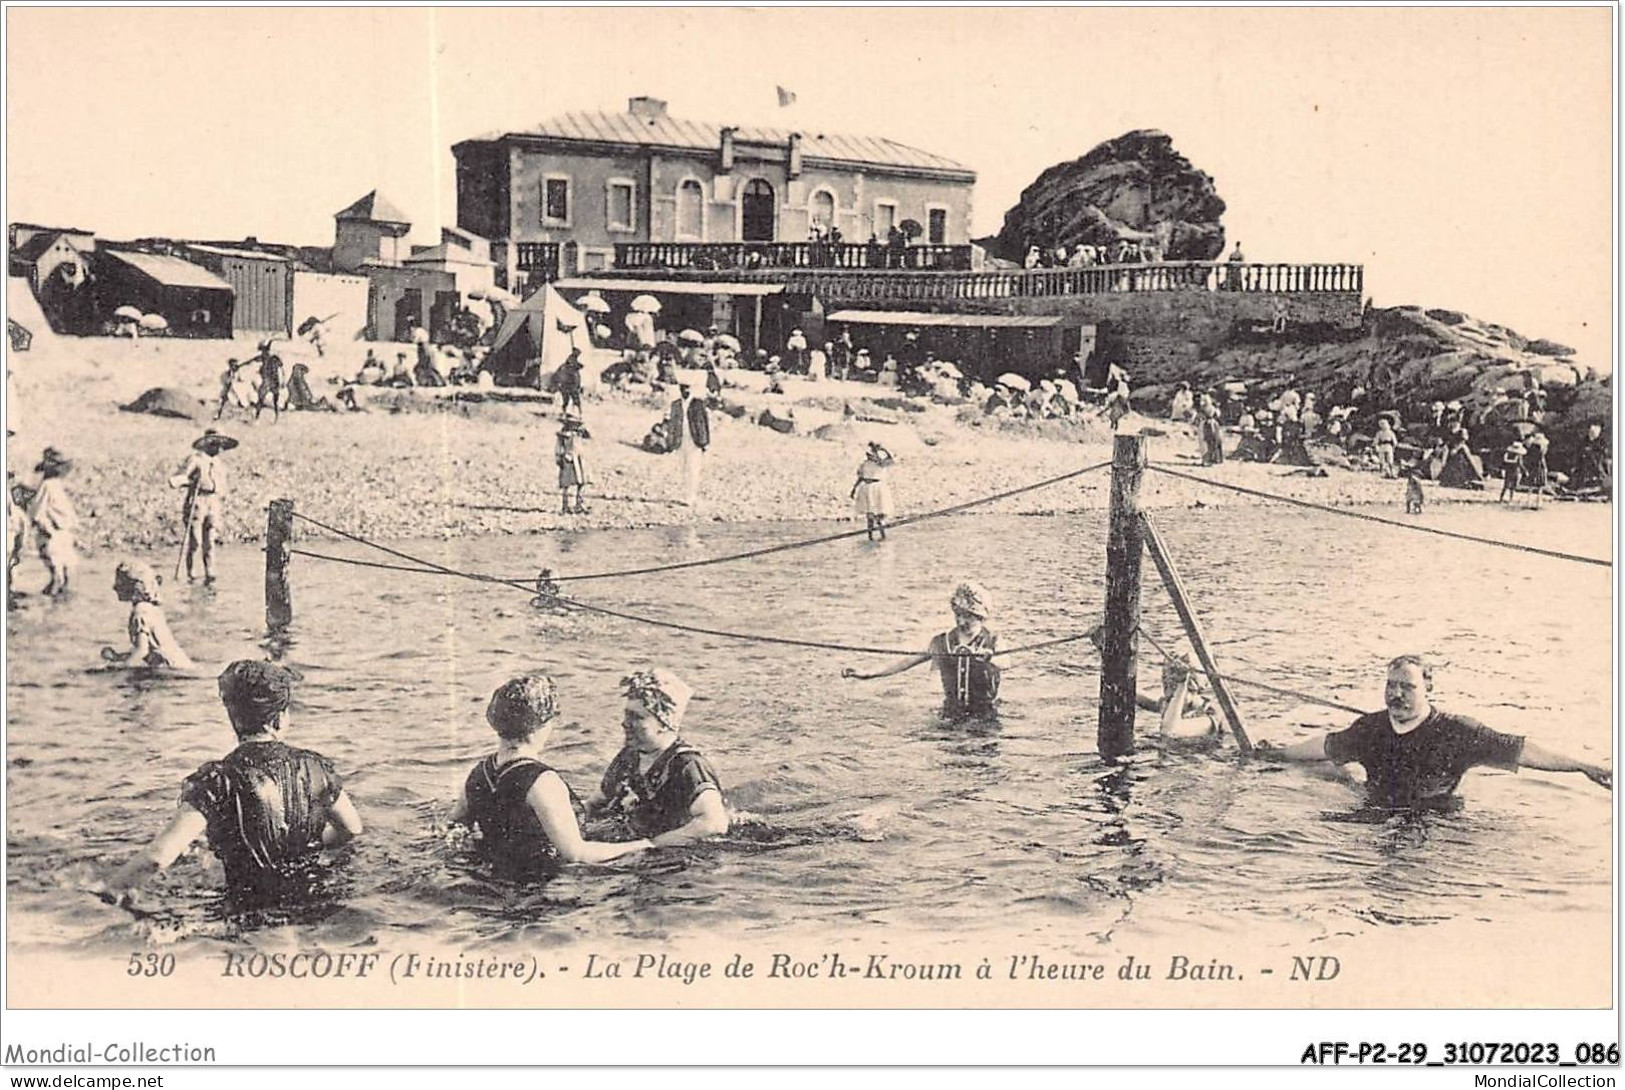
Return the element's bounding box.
[554,277,784,297]
[826,309,1066,328]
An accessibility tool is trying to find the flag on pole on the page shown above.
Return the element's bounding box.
[775,85,797,108]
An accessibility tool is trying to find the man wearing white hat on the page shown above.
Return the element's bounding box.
[169,428,238,584]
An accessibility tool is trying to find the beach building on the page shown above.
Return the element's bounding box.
[334,191,412,274]
[184,244,292,334]
[331,191,496,342]
[90,249,234,338]
[452,96,978,296]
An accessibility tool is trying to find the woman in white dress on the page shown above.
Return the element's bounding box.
[850,442,896,541]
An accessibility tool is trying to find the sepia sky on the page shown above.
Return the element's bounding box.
[6,7,1613,367]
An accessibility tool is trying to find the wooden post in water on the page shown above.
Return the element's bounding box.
[1140,512,1254,754]
[265,499,293,630]
[1098,434,1147,761]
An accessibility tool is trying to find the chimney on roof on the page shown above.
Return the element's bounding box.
[628,96,668,123]
[719,126,736,173]
[787,132,803,179]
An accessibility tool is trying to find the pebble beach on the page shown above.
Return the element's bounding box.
[7,332,1536,555]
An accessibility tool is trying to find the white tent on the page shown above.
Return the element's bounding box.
[487,285,591,386]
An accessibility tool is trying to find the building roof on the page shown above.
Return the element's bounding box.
[334,190,412,226]
[103,250,233,291]
[12,231,77,265]
[464,109,973,177]
[186,243,290,263]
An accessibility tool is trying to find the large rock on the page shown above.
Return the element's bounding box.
[987,130,1227,262]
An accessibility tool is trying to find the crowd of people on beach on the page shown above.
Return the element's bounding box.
[1169,371,1611,505]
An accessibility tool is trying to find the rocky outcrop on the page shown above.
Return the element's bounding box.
[1130,305,1608,458]
[988,130,1226,262]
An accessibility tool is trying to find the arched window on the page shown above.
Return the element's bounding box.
[677,179,705,240]
[809,189,835,231]
[741,179,775,242]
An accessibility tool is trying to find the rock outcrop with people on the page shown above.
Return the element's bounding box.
[985,129,1227,262]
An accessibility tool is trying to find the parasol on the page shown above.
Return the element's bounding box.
[576,293,611,314]
[630,295,662,314]
[714,333,741,352]
[138,313,168,331]
[1054,379,1080,402]
[113,305,142,322]
[677,328,705,347]
[996,372,1032,392]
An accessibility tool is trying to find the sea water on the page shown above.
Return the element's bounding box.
[4,504,1612,962]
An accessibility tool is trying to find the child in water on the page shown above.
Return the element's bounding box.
[27,447,77,596]
[555,413,590,514]
[850,442,896,540]
[101,560,196,670]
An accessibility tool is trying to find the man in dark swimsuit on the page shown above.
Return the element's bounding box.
[102,660,364,902]
[1259,655,1610,810]
[590,669,729,844]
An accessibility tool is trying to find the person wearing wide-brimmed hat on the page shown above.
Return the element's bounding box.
[851,441,896,541]
[102,660,364,904]
[555,411,591,515]
[843,581,1002,719]
[451,674,652,873]
[27,447,77,596]
[168,429,237,584]
[101,559,195,670]
[590,668,729,844]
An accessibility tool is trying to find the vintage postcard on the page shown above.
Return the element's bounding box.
[2,3,1617,1056]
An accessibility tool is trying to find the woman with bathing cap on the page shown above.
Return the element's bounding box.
[452,674,653,870]
[101,559,196,670]
[102,660,363,903]
[589,669,729,844]
[843,581,1001,719]
[1087,625,1221,748]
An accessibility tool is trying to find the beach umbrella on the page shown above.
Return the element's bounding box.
[714,333,741,352]
[677,328,705,347]
[576,293,611,314]
[996,372,1031,392]
[630,295,662,314]
[139,313,168,331]
[113,305,142,322]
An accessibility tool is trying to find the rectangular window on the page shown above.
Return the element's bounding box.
[927,207,948,245]
[874,201,897,239]
[607,180,635,232]
[542,176,571,225]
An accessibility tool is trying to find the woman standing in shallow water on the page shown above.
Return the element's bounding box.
[842,581,1001,719]
[850,442,895,541]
